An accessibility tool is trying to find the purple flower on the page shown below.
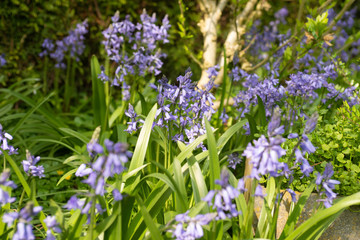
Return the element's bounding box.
[64,196,83,210]
[75,164,93,177]
[294,149,313,177]
[243,135,286,177]
[228,153,241,169]
[316,163,340,208]
[0,169,16,206]
[112,189,123,201]
[299,134,316,154]
[0,124,18,155]
[171,211,216,240]
[22,151,45,178]
[267,107,284,137]
[275,8,289,24]
[40,20,88,68]
[304,112,318,134]
[3,202,42,240]
[203,169,241,220]
[254,185,266,198]
[287,188,297,203]
[76,139,131,200]
[13,222,35,240]
[237,178,247,193]
[102,10,170,86]
[0,54,7,67]
[206,65,220,80]
[44,215,61,240]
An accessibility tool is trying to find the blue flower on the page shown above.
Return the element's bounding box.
[228,153,241,169]
[22,150,45,178]
[254,185,266,198]
[243,135,286,177]
[171,211,216,240]
[203,169,241,220]
[0,169,16,206]
[316,163,340,208]
[0,124,17,155]
[44,215,61,240]
[3,202,42,240]
[0,54,7,67]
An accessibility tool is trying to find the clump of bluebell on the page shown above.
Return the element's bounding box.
[3,202,42,240]
[65,129,131,219]
[0,124,18,155]
[39,20,88,69]
[315,163,340,208]
[126,67,217,150]
[22,150,45,178]
[99,10,170,100]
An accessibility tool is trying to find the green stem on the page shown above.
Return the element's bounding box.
[13,187,27,232]
[89,195,96,240]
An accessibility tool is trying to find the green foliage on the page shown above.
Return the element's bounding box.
[311,102,360,195]
[305,11,328,39]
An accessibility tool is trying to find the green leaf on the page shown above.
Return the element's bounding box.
[135,195,163,240]
[256,95,267,127]
[3,151,31,196]
[91,55,107,130]
[173,158,188,212]
[204,118,220,190]
[145,171,187,211]
[128,104,157,171]
[93,202,121,239]
[56,169,77,186]
[11,92,54,135]
[59,128,89,144]
[217,118,248,152]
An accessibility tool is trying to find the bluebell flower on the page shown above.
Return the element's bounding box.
[64,195,84,211]
[267,107,285,137]
[22,150,45,178]
[299,134,316,154]
[315,163,340,208]
[0,124,18,155]
[40,20,88,68]
[112,189,123,201]
[287,188,297,203]
[220,108,229,124]
[237,178,247,193]
[3,202,42,240]
[75,164,93,177]
[206,65,220,80]
[171,211,216,240]
[243,135,287,177]
[0,54,7,67]
[254,185,266,198]
[304,112,318,134]
[44,215,61,240]
[228,153,241,169]
[0,169,17,206]
[102,10,170,86]
[274,8,289,24]
[294,149,313,177]
[39,39,54,57]
[203,169,241,220]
